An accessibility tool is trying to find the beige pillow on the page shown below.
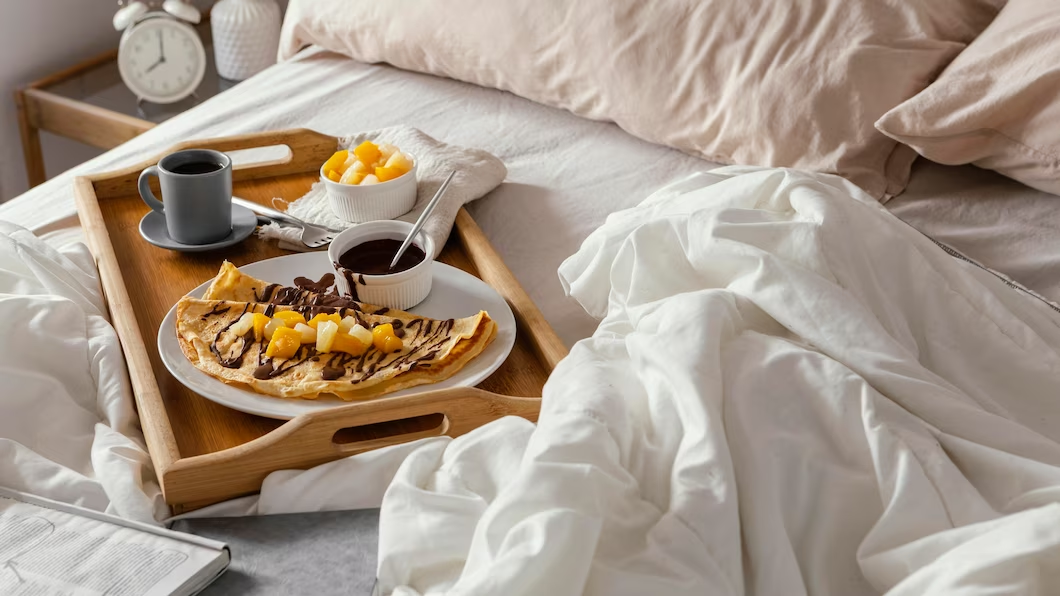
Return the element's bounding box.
[281,0,1002,199]
[877,0,1060,196]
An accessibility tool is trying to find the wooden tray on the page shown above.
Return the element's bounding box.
[73,129,567,513]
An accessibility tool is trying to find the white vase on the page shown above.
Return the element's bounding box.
[210,0,281,81]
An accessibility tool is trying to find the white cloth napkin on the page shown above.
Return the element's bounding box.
[257,127,507,255]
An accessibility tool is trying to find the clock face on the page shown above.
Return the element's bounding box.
[118,17,206,104]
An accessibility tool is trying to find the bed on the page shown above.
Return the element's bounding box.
[3,0,1060,593]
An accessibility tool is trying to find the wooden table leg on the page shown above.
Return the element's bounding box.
[15,88,46,188]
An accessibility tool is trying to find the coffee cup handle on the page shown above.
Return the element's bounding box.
[138,165,165,214]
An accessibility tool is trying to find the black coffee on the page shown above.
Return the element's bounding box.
[171,161,223,175]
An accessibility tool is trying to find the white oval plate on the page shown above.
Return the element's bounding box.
[158,252,516,419]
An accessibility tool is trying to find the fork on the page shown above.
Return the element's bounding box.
[233,197,343,249]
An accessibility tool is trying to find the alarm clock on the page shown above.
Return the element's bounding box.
[116,3,206,105]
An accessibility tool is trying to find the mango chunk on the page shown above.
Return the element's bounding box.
[326,170,341,182]
[307,313,342,330]
[375,166,405,183]
[354,141,381,167]
[372,323,403,353]
[273,311,307,328]
[252,313,270,341]
[322,150,348,176]
[265,326,302,360]
[332,331,369,356]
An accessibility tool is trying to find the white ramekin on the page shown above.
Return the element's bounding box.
[328,220,435,310]
[322,155,418,223]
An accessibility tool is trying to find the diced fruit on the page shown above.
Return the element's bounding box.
[252,313,269,341]
[230,312,255,336]
[354,141,381,167]
[332,331,368,356]
[322,150,349,176]
[378,143,398,162]
[349,324,373,346]
[339,167,365,185]
[265,326,302,359]
[273,311,307,328]
[326,170,341,182]
[384,151,413,173]
[372,323,403,353]
[361,174,379,186]
[316,320,339,353]
[375,166,405,183]
[264,318,285,341]
[294,322,317,344]
[307,313,342,329]
[339,316,358,333]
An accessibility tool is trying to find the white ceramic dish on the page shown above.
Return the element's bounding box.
[158,251,517,419]
[322,154,418,223]
[329,220,434,311]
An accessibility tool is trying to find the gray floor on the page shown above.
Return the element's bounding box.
[171,509,380,595]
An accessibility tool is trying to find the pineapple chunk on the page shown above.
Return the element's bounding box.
[384,151,413,173]
[230,312,255,336]
[265,326,302,359]
[339,316,358,333]
[378,143,398,162]
[273,311,307,328]
[294,323,317,344]
[252,313,270,341]
[354,141,381,167]
[340,168,365,185]
[264,317,285,341]
[372,323,403,353]
[316,320,339,353]
[360,174,379,186]
[375,166,405,183]
[349,324,373,346]
[322,150,348,176]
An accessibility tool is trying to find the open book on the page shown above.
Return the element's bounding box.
[0,486,229,596]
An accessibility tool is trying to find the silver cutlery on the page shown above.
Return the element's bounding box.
[389,170,456,270]
[234,197,342,248]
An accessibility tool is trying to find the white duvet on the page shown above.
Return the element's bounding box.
[214,167,1060,595]
[0,222,163,522]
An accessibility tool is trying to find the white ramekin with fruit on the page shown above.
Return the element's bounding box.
[321,140,417,223]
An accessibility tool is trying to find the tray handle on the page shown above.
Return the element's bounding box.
[162,387,540,507]
[89,128,340,200]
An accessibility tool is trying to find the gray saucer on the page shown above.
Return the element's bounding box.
[139,203,258,252]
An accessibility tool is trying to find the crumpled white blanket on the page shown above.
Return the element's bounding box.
[0,221,164,523]
[196,166,1060,595]
[258,126,507,254]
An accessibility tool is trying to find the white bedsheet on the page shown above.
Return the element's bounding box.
[188,167,1060,595]
[0,221,163,523]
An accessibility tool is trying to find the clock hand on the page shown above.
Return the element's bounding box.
[146,59,164,73]
[158,30,166,62]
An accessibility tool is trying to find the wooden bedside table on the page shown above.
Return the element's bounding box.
[15,22,226,188]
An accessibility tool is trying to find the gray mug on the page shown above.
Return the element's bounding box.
[138,149,233,245]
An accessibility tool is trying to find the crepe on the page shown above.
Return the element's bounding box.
[176,263,497,400]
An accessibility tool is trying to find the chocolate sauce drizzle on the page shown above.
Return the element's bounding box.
[209,304,252,368]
